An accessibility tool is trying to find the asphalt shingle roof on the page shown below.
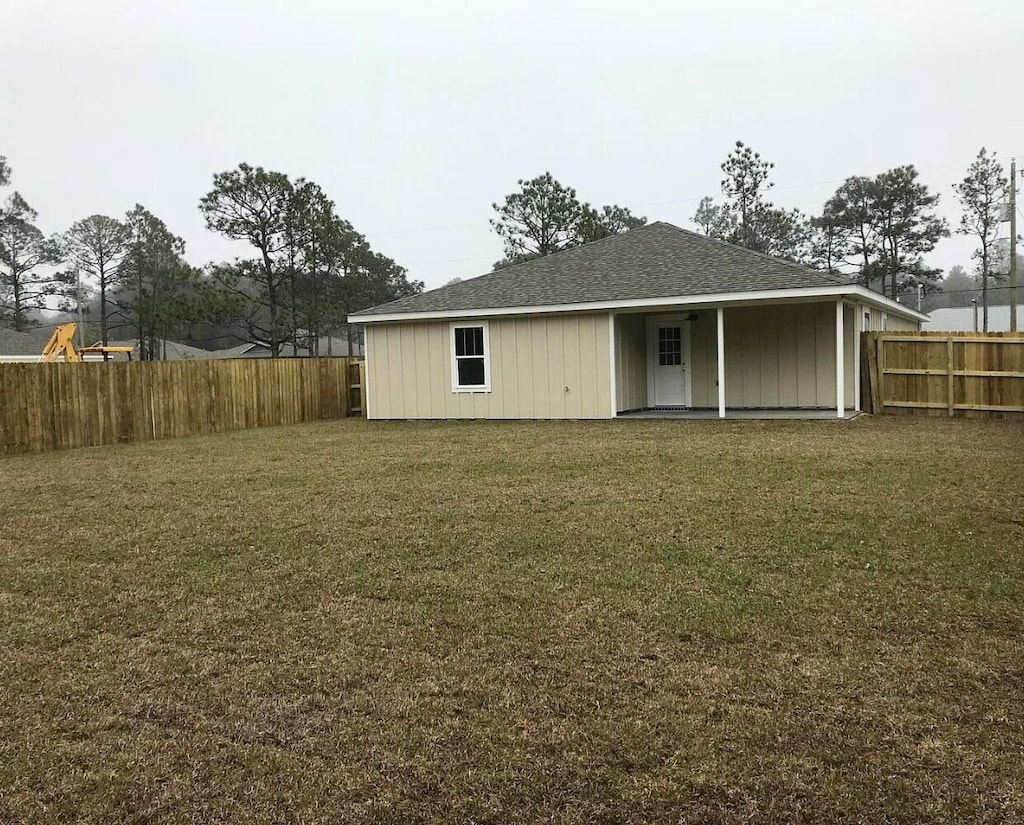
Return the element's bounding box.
[356,221,845,317]
[0,326,53,355]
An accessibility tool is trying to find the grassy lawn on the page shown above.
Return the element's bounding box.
[1,417,1022,823]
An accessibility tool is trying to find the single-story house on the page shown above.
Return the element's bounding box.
[350,222,926,420]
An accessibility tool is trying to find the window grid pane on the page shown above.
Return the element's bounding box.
[455,326,483,357]
[658,326,682,367]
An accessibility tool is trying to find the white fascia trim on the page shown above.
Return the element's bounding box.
[351,284,928,325]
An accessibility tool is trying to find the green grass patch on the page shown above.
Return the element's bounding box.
[1,416,1022,823]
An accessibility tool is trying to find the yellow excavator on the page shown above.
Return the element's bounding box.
[41,323,135,362]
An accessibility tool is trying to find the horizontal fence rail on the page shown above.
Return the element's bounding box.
[862,331,1024,420]
[0,357,365,456]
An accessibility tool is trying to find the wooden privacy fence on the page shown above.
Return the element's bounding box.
[861,331,1024,420]
[0,357,366,456]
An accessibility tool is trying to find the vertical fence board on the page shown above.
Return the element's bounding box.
[945,338,954,417]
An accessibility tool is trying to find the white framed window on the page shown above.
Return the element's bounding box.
[450,321,491,392]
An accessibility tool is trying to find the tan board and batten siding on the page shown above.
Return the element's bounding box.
[866,306,918,332]
[886,315,920,332]
[682,303,857,409]
[366,313,611,419]
[367,300,918,419]
[614,314,647,412]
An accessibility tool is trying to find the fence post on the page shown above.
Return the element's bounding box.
[946,337,954,417]
[859,332,870,414]
[876,335,886,413]
[866,333,882,414]
[359,360,366,417]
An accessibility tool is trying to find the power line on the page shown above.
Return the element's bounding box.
[365,163,963,239]
[404,254,495,266]
[372,220,489,238]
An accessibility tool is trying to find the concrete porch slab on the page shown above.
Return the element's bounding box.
[616,408,861,420]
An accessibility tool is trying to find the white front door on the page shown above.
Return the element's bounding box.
[648,318,690,407]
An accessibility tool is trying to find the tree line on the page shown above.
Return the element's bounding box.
[486,144,1017,331]
[693,142,952,297]
[693,142,1015,330]
[0,158,422,357]
[2,143,1018,346]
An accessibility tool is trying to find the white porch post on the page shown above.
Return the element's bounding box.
[363,324,371,419]
[853,304,861,412]
[835,299,845,418]
[608,313,617,418]
[716,307,725,419]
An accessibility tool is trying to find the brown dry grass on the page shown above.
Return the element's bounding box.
[1,416,1022,823]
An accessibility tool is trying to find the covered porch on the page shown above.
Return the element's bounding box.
[610,299,862,419]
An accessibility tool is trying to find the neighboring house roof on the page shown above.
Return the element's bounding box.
[106,340,220,360]
[923,305,1022,332]
[210,333,364,359]
[208,343,264,359]
[164,340,219,360]
[0,329,361,362]
[0,326,53,356]
[282,334,363,357]
[352,221,925,323]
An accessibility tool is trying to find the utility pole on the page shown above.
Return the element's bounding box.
[75,265,85,349]
[1011,157,1018,332]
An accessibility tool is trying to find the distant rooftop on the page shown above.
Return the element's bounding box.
[0,326,53,356]
[924,305,1022,333]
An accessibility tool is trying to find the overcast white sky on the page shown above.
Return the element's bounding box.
[3,0,1023,290]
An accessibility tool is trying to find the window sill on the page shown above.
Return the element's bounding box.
[452,386,491,394]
